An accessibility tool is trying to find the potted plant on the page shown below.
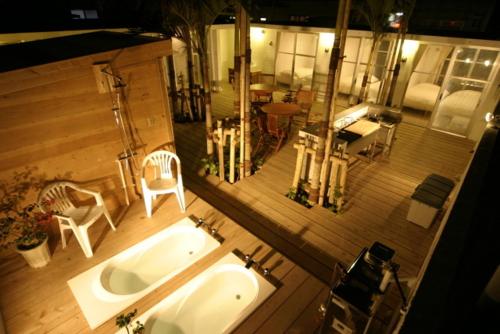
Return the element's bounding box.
[116,309,145,334]
[0,199,55,268]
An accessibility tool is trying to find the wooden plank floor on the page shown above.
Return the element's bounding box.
[0,191,328,333]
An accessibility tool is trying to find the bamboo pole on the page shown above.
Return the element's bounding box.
[217,121,224,181]
[229,127,236,183]
[200,47,214,156]
[292,142,306,189]
[318,0,351,206]
[358,36,381,103]
[185,28,197,121]
[386,17,408,107]
[233,6,241,118]
[238,6,247,179]
[379,29,402,105]
[308,0,347,205]
[244,8,252,177]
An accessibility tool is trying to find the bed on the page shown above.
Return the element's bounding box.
[432,89,481,134]
[276,68,313,89]
[339,73,381,102]
[403,83,442,112]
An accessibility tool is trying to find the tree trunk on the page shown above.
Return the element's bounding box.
[386,19,408,107]
[244,8,252,177]
[166,54,178,117]
[378,28,402,105]
[185,28,197,121]
[238,6,248,179]
[200,49,214,156]
[308,0,347,205]
[318,0,351,206]
[357,35,380,104]
[233,6,241,118]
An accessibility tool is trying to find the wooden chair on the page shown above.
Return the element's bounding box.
[266,113,288,153]
[254,111,269,153]
[141,150,186,217]
[295,89,316,125]
[38,181,116,258]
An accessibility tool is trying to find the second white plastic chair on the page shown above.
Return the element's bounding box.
[141,150,186,217]
[38,181,116,258]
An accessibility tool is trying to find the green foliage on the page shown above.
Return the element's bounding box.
[116,309,145,334]
[286,183,312,209]
[324,185,344,214]
[200,156,219,176]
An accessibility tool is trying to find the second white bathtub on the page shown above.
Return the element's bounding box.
[127,252,276,334]
[68,217,220,329]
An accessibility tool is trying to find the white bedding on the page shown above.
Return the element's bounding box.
[339,73,380,102]
[432,89,481,134]
[403,83,441,112]
[276,68,313,87]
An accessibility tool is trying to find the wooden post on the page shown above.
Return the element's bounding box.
[185,27,198,121]
[217,120,224,181]
[378,29,402,105]
[386,17,408,107]
[308,0,347,205]
[229,127,236,183]
[292,143,306,189]
[358,37,381,103]
[318,0,351,206]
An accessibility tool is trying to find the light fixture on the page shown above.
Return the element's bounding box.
[324,48,329,53]
[402,40,419,61]
[485,112,500,128]
[395,12,404,16]
[465,58,471,63]
[260,17,267,22]
[484,60,491,67]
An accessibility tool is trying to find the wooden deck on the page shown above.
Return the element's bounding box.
[0,83,475,334]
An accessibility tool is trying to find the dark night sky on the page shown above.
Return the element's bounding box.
[0,0,498,40]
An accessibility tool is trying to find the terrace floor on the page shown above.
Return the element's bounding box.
[0,82,475,334]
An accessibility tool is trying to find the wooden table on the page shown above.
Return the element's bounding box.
[261,103,302,132]
[250,83,279,94]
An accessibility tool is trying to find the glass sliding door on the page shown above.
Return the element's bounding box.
[431,47,499,136]
[275,32,318,90]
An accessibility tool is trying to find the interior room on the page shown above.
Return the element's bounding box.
[0,1,499,333]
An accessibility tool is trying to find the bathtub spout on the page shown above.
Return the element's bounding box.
[195,218,205,228]
[245,257,257,269]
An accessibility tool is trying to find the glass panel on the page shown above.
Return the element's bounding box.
[456,47,476,61]
[379,39,390,52]
[275,53,294,87]
[451,61,472,77]
[293,55,315,89]
[279,32,295,53]
[470,62,493,80]
[339,62,356,94]
[360,39,373,64]
[432,78,483,135]
[344,37,360,62]
[477,49,498,63]
[296,33,318,56]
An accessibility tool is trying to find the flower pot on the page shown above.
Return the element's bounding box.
[16,237,51,268]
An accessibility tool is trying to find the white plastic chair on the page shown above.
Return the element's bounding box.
[141,150,186,217]
[38,181,116,258]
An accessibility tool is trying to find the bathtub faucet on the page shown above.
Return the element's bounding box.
[195,218,205,228]
[244,254,257,269]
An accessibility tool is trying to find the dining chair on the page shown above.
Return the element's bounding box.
[266,113,288,153]
[295,89,316,126]
[38,181,116,258]
[141,150,186,217]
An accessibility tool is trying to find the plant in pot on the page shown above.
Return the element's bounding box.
[0,198,55,268]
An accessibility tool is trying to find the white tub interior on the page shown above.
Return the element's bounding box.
[67,217,220,329]
[124,252,276,334]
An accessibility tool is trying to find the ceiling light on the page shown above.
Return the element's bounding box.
[260,17,267,22]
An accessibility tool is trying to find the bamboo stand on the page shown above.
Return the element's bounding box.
[212,119,241,184]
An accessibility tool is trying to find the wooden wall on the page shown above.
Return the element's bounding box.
[0,39,175,213]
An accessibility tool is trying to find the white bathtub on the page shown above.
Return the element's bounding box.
[124,252,276,334]
[68,217,220,329]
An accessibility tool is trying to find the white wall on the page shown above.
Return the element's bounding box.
[216,28,234,81]
[250,27,277,74]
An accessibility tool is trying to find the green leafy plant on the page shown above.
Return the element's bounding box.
[324,185,344,214]
[116,309,145,334]
[200,156,219,176]
[286,183,312,208]
[0,169,54,250]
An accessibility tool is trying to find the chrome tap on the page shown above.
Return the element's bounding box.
[244,254,257,269]
[195,218,205,228]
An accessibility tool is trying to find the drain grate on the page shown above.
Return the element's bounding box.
[236,294,241,300]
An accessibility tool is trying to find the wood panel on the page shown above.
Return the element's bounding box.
[0,40,175,214]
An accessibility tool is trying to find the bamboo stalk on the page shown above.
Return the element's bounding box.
[318,0,351,206]
[229,127,236,183]
[379,29,402,105]
[233,5,241,118]
[308,0,347,205]
[358,36,381,103]
[386,18,408,107]
[238,6,247,179]
[200,50,214,156]
[185,28,197,121]
[292,143,306,189]
[217,121,224,181]
[244,8,252,177]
